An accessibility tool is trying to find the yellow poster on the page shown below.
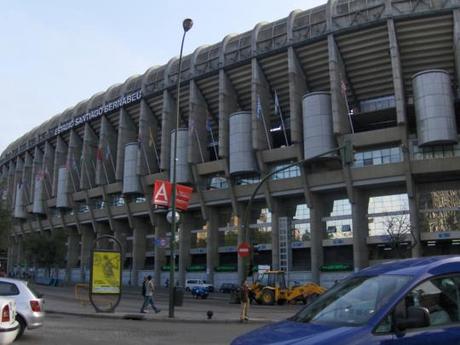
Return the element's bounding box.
[91,251,121,294]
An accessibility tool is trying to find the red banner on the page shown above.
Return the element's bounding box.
[152,180,193,211]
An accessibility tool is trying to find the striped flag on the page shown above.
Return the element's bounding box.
[256,95,262,119]
[96,147,103,161]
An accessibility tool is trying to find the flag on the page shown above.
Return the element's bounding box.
[206,118,212,132]
[71,154,78,171]
[104,144,111,160]
[274,90,280,113]
[340,80,347,97]
[148,128,155,147]
[256,95,262,119]
[96,147,103,161]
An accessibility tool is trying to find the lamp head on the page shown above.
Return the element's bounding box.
[183,18,193,32]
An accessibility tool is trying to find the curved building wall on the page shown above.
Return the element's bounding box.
[229,111,257,175]
[122,142,141,194]
[170,129,190,184]
[32,177,45,214]
[412,69,458,146]
[13,184,26,219]
[302,92,335,159]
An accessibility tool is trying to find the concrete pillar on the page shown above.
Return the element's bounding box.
[132,220,149,286]
[116,108,138,181]
[409,195,422,258]
[453,10,460,98]
[206,209,219,286]
[65,228,80,284]
[42,142,55,200]
[218,70,239,158]
[67,130,83,192]
[96,116,117,185]
[154,214,168,287]
[7,237,15,274]
[52,136,68,197]
[251,59,273,150]
[160,91,176,172]
[113,220,130,281]
[22,152,33,206]
[138,99,160,174]
[351,191,370,271]
[179,213,192,287]
[328,34,352,135]
[310,195,333,284]
[189,80,210,163]
[79,225,95,282]
[387,18,406,124]
[288,46,308,145]
[80,123,98,189]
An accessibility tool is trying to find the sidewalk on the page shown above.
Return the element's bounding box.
[37,284,301,324]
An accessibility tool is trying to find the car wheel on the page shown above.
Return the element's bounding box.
[15,315,26,340]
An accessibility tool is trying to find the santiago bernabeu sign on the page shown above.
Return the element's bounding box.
[53,90,142,136]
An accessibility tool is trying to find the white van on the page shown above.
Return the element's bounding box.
[185,279,214,292]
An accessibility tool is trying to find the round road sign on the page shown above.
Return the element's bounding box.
[238,242,250,257]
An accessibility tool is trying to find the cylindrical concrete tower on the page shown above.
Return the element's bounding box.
[303,92,335,159]
[122,142,141,194]
[412,69,458,146]
[229,111,257,175]
[13,184,27,219]
[56,167,70,208]
[170,128,190,184]
[32,176,45,214]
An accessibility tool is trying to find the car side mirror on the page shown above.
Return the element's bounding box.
[395,306,430,332]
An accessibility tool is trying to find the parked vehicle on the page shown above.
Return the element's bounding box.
[191,286,209,299]
[219,283,239,294]
[0,297,18,345]
[185,279,214,292]
[250,271,325,305]
[232,256,460,345]
[0,278,44,340]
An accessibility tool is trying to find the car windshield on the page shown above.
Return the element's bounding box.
[291,275,411,326]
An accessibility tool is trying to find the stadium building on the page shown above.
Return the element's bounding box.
[2,0,460,287]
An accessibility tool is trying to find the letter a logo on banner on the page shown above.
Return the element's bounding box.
[152,180,171,207]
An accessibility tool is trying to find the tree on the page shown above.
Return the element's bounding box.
[0,181,11,253]
[23,232,67,277]
[384,214,417,258]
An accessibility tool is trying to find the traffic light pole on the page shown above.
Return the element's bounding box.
[241,141,353,281]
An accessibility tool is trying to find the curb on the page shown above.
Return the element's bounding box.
[46,309,273,324]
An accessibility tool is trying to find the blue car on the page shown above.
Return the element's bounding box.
[232,256,460,344]
[191,286,209,299]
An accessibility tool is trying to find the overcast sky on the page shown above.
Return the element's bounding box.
[0,0,325,154]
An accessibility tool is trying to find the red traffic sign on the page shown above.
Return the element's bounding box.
[238,242,250,257]
[152,180,193,211]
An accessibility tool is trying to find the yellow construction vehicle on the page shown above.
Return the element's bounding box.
[250,270,325,305]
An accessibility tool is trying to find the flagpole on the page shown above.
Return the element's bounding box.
[193,128,205,163]
[67,162,78,193]
[82,159,93,189]
[139,141,152,174]
[341,80,355,134]
[207,124,218,159]
[149,132,161,171]
[257,95,272,150]
[274,90,289,146]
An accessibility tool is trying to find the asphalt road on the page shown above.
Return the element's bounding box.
[15,313,261,345]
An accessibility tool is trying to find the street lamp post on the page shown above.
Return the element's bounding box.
[169,18,193,319]
[240,141,353,283]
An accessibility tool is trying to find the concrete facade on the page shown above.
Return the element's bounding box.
[2,1,460,288]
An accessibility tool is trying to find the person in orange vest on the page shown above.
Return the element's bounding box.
[240,280,250,322]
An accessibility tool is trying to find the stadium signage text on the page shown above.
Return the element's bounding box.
[54,90,142,136]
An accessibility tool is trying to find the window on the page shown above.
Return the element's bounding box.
[292,275,411,326]
[354,147,402,167]
[207,176,228,190]
[0,282,19,296]
[234,173,260,186]
[270,162,301,180]
[376,275,460,333]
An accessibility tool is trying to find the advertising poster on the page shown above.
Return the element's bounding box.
[91,251,121,294]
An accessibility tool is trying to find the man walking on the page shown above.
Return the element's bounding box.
[240,280,249,322]
[140,275,161,314]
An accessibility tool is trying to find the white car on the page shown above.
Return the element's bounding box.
[0,278,45,339]
[185,279,214,292]
[0,297,19,345]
